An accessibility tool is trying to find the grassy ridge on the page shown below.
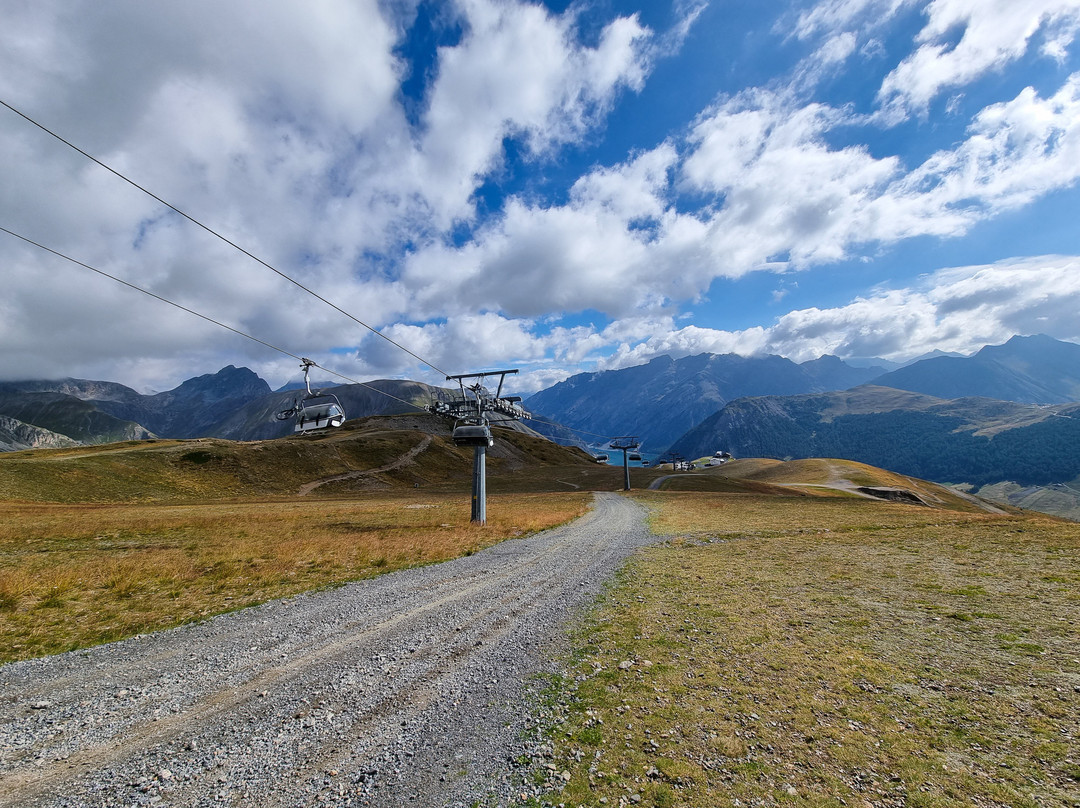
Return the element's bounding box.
[654,458,986,513]
[0,415,604,504]
[539,492,1080,807]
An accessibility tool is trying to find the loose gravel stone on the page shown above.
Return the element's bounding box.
[0,493,655,807]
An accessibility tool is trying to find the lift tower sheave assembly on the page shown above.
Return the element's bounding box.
[609,436,641,491]
[430,369,531,524]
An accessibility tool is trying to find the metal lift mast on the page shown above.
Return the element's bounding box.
[429,369,530,524]
[609,436,641,491]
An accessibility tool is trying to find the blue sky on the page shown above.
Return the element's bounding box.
[2,0,1080,393]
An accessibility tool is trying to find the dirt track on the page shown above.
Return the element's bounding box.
[0,492,654,807]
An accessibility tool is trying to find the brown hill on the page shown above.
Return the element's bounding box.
[654,457,996,513]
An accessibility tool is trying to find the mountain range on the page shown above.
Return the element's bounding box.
[668,384,1080,487]
[525,351,888,452]
[3,335,1079,498]
[870,334,1080,403]
[527,334,1080,452]
[0,367,454,451]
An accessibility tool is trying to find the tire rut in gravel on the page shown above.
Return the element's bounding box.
[0,492,655,807]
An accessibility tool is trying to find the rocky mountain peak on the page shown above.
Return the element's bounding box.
[162,365,272,404]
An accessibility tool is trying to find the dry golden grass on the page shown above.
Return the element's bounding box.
[641,490,990,538]
[0,492,589,663]
[668,460,984,511]
[705,458,785,478]
[540,491,1080,808]
[742,458,844,485]
[708,458,919,489]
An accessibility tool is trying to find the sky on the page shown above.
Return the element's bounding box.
[2,0,1080,394]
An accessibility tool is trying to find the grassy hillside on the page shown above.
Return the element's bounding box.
[1,423,1014,665]
[538,491,1080,807]
[0,415,628,662]
[653,457,988,512]
[0,413,605,503]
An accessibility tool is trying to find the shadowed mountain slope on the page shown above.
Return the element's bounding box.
[0,391,154,445]
[669,385,1080,488]
[870,334,1080,404]
[0,368,469,446]
[525,352,884,451]
[0,414,81,452]
[0,366,269,443]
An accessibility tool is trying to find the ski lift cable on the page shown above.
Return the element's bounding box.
[0,98,451,378]
[10,216,620,442]
[0,225,427,413]
[525,414,617,442]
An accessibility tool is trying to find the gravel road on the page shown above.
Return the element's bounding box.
[0,492,655,808]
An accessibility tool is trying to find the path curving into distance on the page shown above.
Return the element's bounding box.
[297,435,434,496]
[0,492,655,808]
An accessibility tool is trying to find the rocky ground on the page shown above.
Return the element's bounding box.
[0,492,655,808]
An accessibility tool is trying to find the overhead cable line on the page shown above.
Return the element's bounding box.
[4,216,619,444]
[526,414,616,442]
[0,225,428,414]
[0,98,451,378]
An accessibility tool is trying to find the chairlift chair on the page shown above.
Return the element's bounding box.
[293,395,345,432]
[276,358,346,433]
[452,419,493,447]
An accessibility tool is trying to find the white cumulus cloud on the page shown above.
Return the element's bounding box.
[877,0,1080,119]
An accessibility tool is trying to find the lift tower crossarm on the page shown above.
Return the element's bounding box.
[438,370,531,420]
[445,369,518,402]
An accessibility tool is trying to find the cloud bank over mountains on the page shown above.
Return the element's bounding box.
[1,0,1079,392]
